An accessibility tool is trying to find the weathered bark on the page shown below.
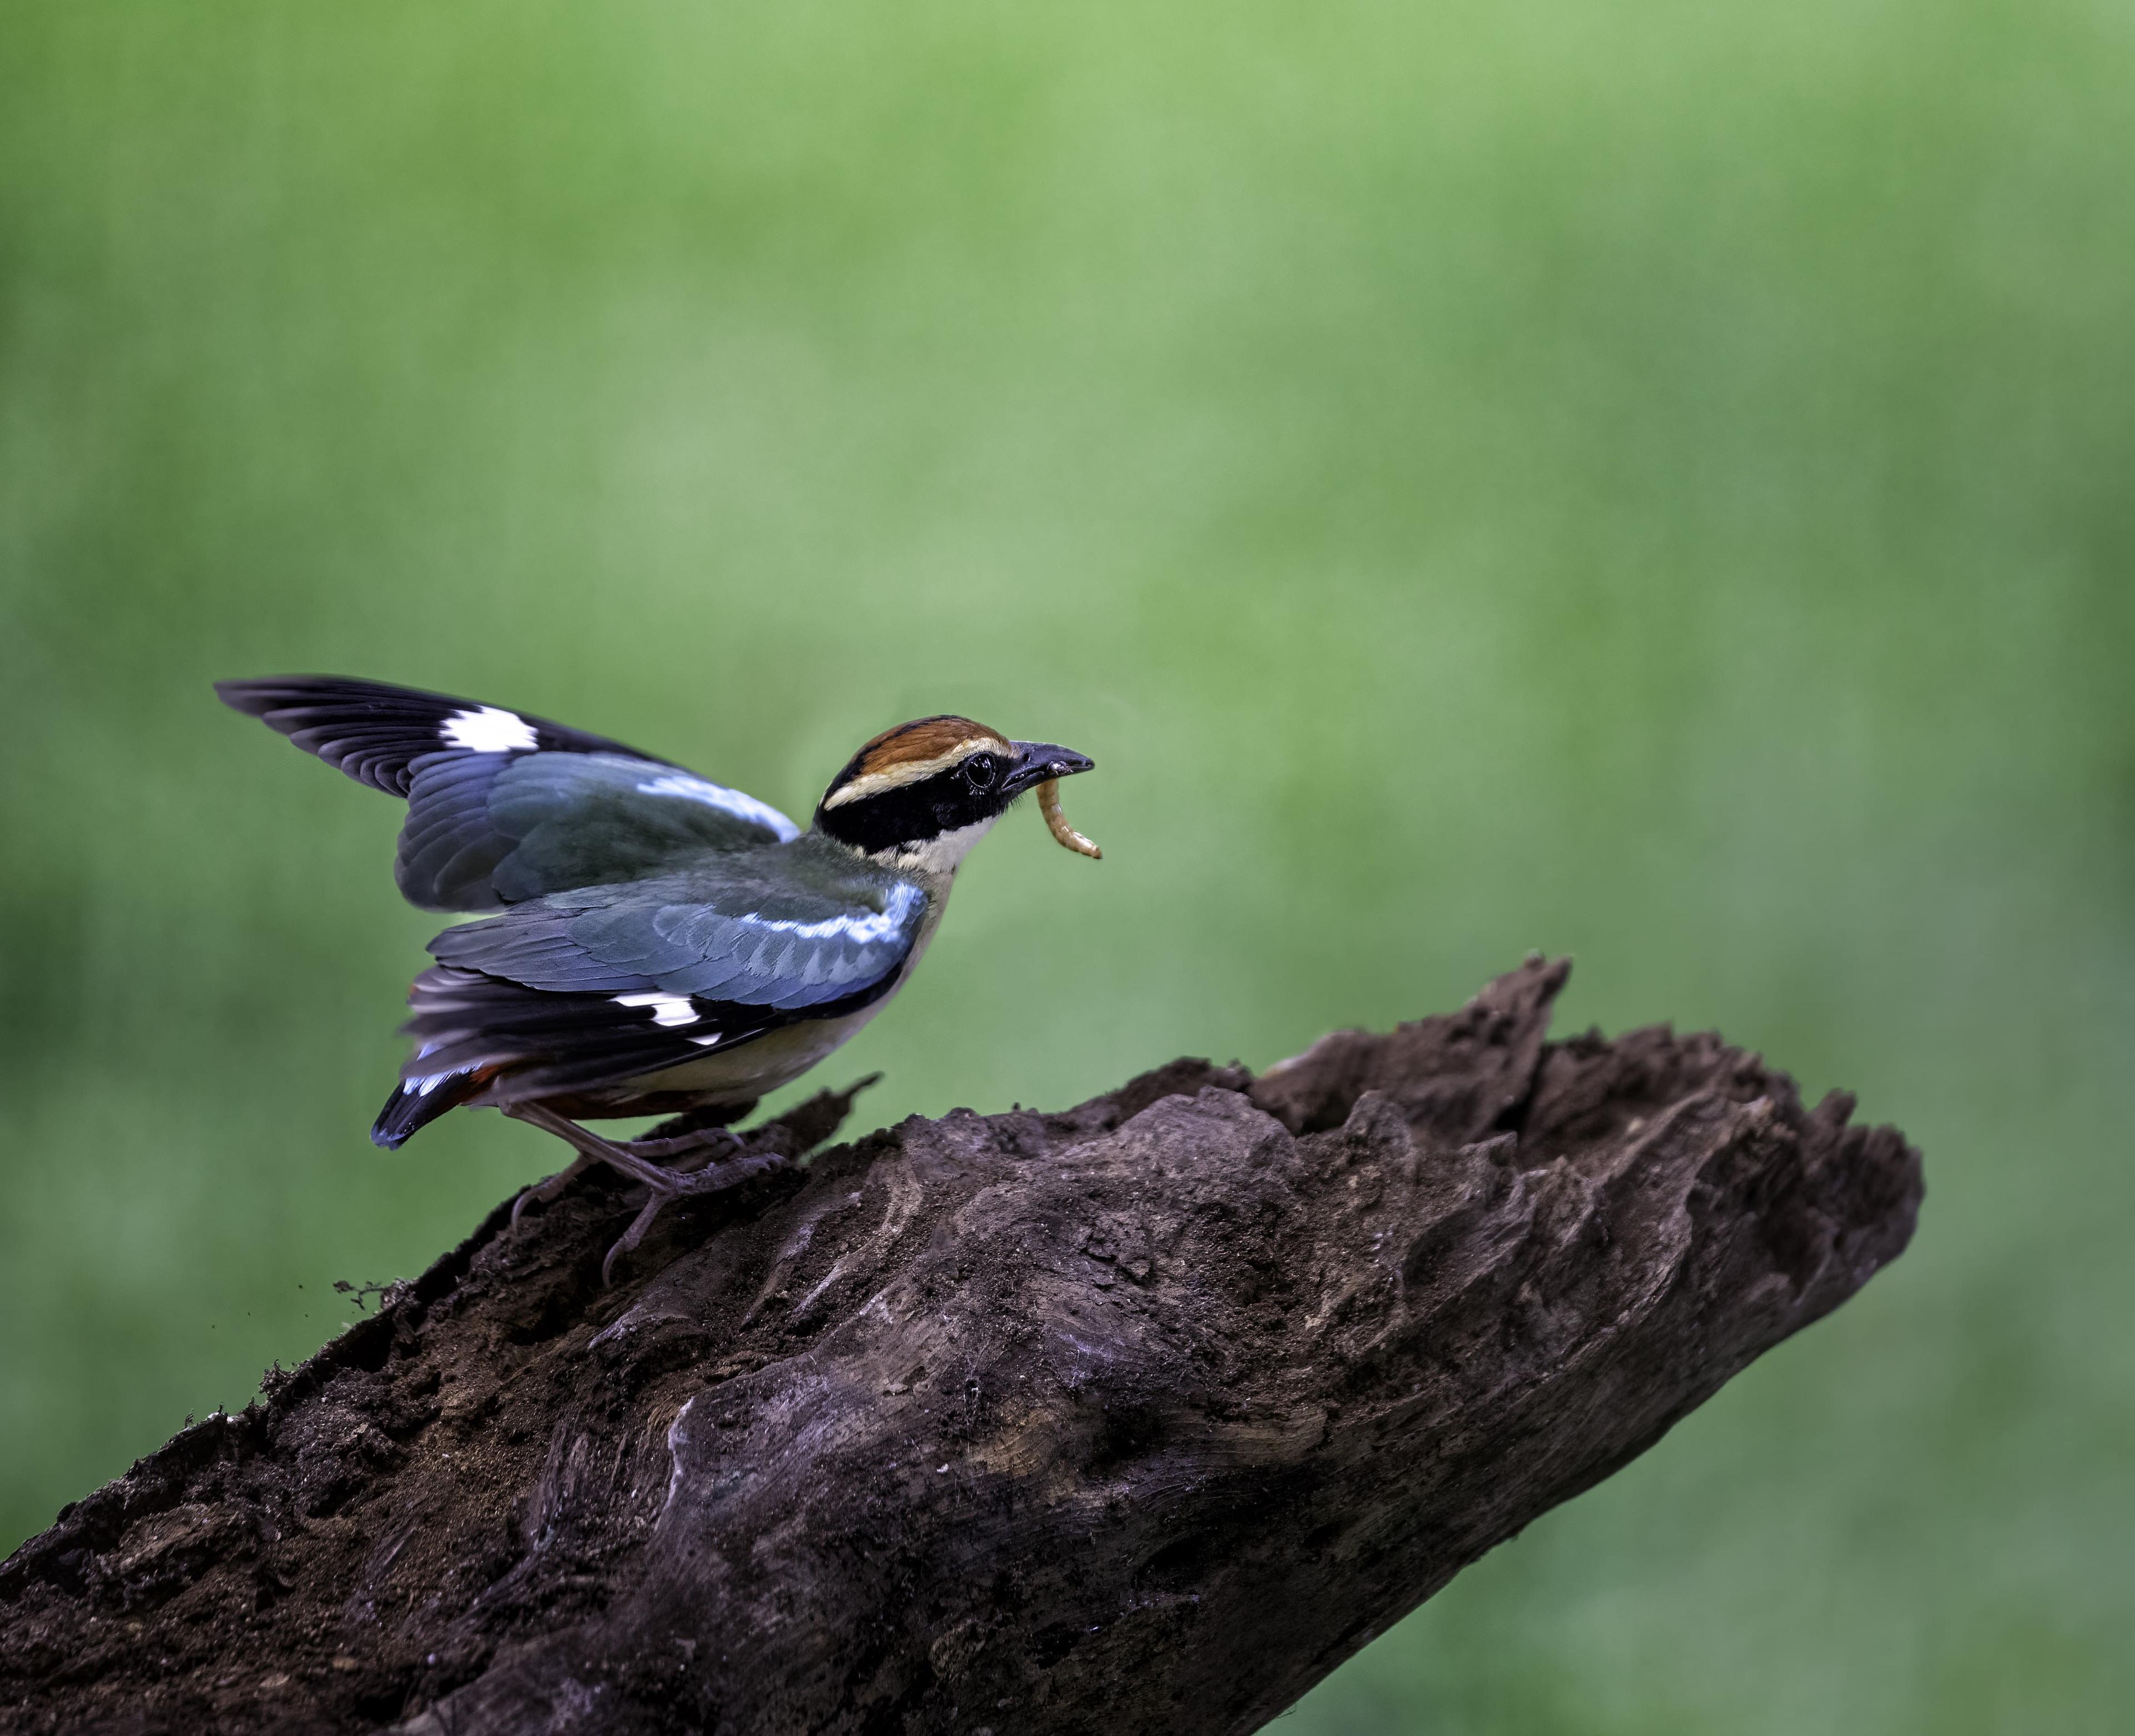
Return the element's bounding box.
[0,960,1921,1735]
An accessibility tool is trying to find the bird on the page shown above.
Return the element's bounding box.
[216,675,1099,1279]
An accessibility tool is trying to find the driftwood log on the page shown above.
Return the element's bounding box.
[0,959,1922,1735]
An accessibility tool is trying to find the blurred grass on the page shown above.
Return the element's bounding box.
[2,1,2131,1729]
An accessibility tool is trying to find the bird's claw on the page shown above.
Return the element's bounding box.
[599,1146,793,1286]
[510,1153,594,1230]
[499,1102,792,1285]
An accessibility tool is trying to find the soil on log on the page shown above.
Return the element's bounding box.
[0,959,1922,1735]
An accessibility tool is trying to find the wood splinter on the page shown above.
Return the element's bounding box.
[1037,777,1101,858]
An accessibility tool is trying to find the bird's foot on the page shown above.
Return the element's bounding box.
[502,1102,789,1284]
[598,1146,793,1286]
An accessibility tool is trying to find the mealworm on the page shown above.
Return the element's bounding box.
[1037,778,1101,859]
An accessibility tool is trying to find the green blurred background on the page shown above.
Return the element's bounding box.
[3,1,2130,1729]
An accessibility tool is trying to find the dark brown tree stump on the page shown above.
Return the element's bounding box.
[0,959,1922,1735]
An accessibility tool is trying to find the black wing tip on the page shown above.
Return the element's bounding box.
[215,674,443,714]
[214,676,296,718]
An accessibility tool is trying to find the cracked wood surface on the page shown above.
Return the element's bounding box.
[0,959,1922,1734]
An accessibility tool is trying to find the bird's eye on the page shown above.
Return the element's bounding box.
[964,753,999,792]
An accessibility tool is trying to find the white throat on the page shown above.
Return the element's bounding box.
[885,817,997,885]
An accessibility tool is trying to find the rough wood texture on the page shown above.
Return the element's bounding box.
[0,960,1922,1735]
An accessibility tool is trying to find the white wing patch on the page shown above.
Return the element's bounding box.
[734,879,925,944]
[614,991,701,1027]
[442,705,539,753]
[635,772,801,842]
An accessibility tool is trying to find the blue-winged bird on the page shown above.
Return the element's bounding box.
[217,677,1098,1279]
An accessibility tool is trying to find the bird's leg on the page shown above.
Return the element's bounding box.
[503,1101,699,1190]
[502,1101,791,1284]
[614,1099,758,1173]
[501,1107,635,1231]
[500,1108,750,1221]
[613,1123,746,1173]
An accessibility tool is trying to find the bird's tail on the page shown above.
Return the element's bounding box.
[371,1065,484,1149]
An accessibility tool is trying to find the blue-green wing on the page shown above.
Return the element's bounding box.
[394,856,928,1097]
[219,675,800,910]
[400,750,800,909]
[428,864,926,1009]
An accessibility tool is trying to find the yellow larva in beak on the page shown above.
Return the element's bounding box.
[1037,778,1101,859]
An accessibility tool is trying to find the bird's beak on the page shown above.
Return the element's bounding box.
[1002,742,1095,798]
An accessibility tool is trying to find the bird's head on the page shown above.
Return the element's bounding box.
[816,715,1095,872]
